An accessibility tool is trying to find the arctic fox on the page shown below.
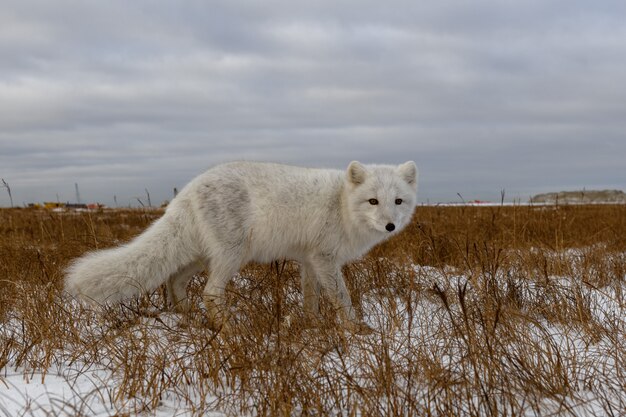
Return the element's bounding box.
[65,161,418,330]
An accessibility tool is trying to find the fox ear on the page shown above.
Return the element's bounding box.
[347,161,367,185]
[398,161,418,186]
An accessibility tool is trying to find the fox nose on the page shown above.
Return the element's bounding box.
[385,223,395,232]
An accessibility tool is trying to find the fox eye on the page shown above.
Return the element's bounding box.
[368,198,379,205]
[395,198,403,205]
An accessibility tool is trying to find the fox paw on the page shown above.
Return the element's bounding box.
[346,320,375,335]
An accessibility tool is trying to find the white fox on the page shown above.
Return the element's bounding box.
[65,161,418,330]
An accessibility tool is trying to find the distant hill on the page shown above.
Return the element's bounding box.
[530,189,626,204]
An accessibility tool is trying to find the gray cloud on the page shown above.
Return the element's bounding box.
[1,0,625,206]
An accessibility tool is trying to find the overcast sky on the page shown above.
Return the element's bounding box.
[1,1,625,206]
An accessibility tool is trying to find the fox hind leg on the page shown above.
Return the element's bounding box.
[202,257,240,331]
[166,262,204,313]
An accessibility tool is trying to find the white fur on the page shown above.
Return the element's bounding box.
[65,161,418,326]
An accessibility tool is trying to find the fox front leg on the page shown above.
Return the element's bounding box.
[310,255,374,334]
[309,255,357,322]
[300,261,322,318]
[296,261,326,329]
[311,256,373,334]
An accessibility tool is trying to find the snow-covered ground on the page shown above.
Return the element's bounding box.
[1,320,226,417]
[1,258,624,416]
[1,369,225,417]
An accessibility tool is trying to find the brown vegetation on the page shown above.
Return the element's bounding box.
[1,205,625,416]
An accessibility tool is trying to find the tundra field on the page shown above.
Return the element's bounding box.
[0,205,624,416]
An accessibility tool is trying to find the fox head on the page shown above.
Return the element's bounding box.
[345,161,418,236]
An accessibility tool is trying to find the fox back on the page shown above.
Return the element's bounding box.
[181,161,418,265]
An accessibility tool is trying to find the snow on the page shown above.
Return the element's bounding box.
[1,257,624,416]
[2,366,114,417]
[1,362,225,417]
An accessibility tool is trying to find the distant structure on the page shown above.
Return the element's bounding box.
[43,202,66,209]
[531,189,626,204]
[37,202,103,210]
[66,203,88,210]
[75,183,81,204]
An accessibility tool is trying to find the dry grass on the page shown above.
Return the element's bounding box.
[1,204,624,416]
